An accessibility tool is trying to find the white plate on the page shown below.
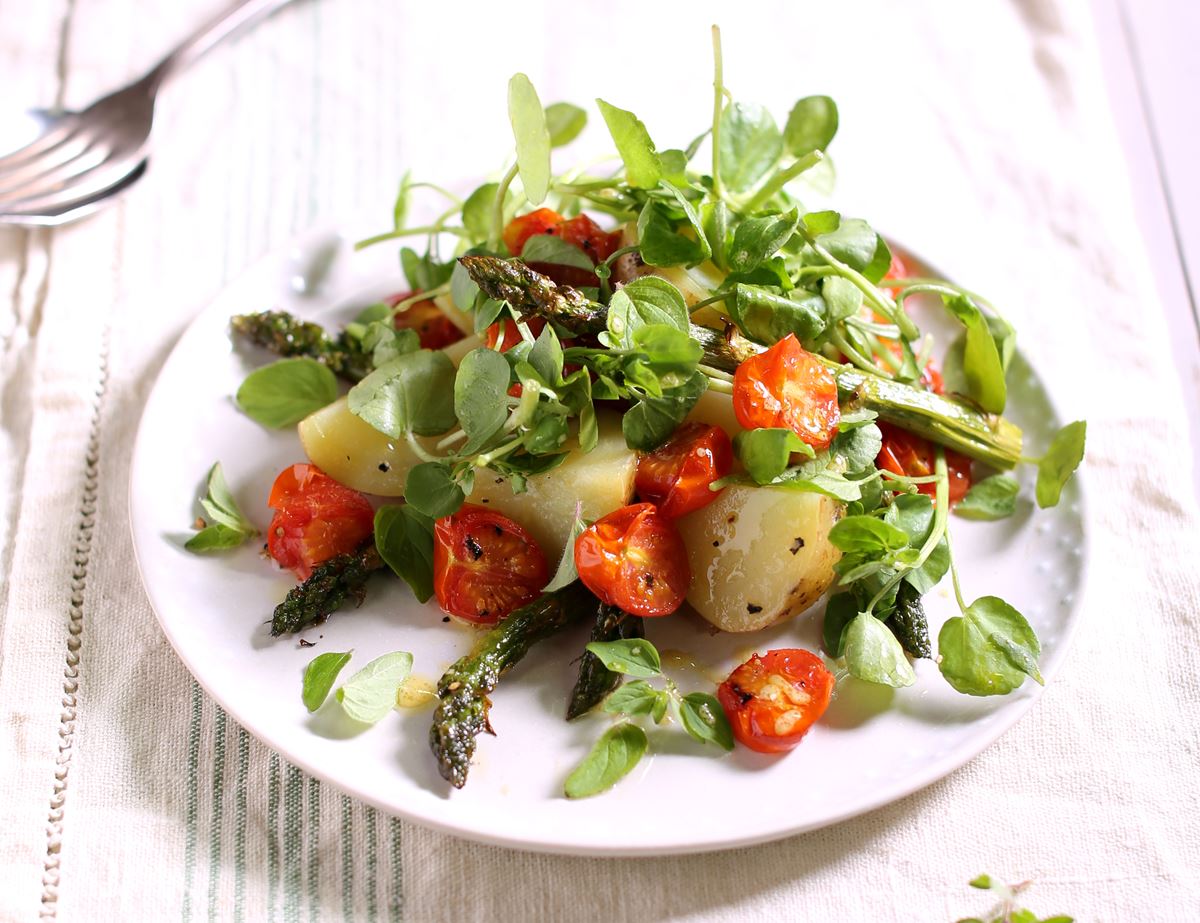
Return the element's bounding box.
[130,224,1087,856]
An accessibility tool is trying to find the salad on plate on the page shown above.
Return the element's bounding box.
[188,28,1085,798]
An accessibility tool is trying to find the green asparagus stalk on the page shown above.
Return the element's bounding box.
[457,254,605,335]
[270,541,384,636]
[886,580,932,659]
[231,310,373,382]
[566,604,645,720]
[430,583,593,788]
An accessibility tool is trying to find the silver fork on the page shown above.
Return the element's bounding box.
[0,0,297,228]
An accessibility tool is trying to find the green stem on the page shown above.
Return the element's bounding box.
[404,431,440,464]
[490,162,521,251]
[710,25,725,200]
[355,225,469,251]
[742,150,824,212]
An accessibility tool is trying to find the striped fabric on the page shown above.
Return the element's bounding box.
[2,1,1199,921]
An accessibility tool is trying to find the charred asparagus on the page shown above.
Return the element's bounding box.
[270,540,385,636]
[566,604,645,720]
[231,310,373,383]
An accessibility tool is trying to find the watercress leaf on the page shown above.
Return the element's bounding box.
[679,692,734,750]
[637,201,709,267]
[803,210,840,235]
[528,323,565,385]
[784,95,839,157]
[454,348,512,451]
[544,101,587,147]
[955,475,1020,520]
[450,261,481,312]
[837,408,878,430]
[937,595,1043,696]
[828,515,910,554]
[563,722,647,799]
[373,505,434,602]
[812,218,879,273]
[524,413,569,454]
[602,679,659,717]
[392,171,411,230]
[823,275,863,323]
[606,276,689,348]
[700,199,729,270]
[353,302,391,326]
[1036,420,1086,508]
[462,183,505,240]
[596,98,662,189]
[521,234,595,271]
[348,350,457,438]
[730,284,826,346]
[651,689,670,723]
[360,321,419,368]
[543,507,586,592]
[508,73,552,205]
[718,102,783,193]
[302,650,353,712]
[844,612,916,687]
[940,295,1007,413]
[823,592,860,657]
[735,428,814,484]
[400,248,454,291]
[184,523,252,553]
[906,534,949,595]
[968,874,994,890]
[335,651,413,724]
[236,358,338,429]
[404,462,466,519]
[771,466,868,502]
[884,492,934,545]
[622,370,707,451]
[195,462,253,531]
[727,208,800,274]
[830,422,883,472]
[584,638,662,678]
[658,148,690,184]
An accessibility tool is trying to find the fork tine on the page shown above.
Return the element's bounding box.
[0,135,108,199]
[0,116,81,171]
[0,151,147,217]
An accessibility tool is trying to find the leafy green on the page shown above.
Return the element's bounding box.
[637,200,710,267]
[729,285,826,346]
[336,651,414,724]
[521,234,595,271]
[348,350,457,438]
[1035,420,1085,508]
[403,462,468,519]
[844,612,916,687]
[596,99,662,189]
[955,475,1020,520]
[455,348,513,452]
[507,73,551,205]
[374,505,434,602]
[392,171,411,230]
[828,516,910,554]
[544,101,586,147]
[621,369,707,451]
[584,638,662,678]
[185,462,257,553]
[822,592,859,658]
[942,295,1007,414]
[727,208,799,274]
[605,276,689,348]
[302,651,352,712]
[718,102,782,193]
[543,508,587,592]
[602,680,660,717]
[235,357,338,428]
[679,692,734,750]
[563,722,647,799]
[462,184,505,239]
[938,596,1043,695]
[784,95,839,156]
[735,428,814,484]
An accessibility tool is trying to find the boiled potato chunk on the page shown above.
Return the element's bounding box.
[676,485,841,632]
[469,412,636,562]
[298,396,422,496]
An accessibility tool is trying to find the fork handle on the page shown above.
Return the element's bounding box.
[146,0,297,89]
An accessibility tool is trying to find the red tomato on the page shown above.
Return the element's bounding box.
[386,291,464,351]
[502,208,563,257]
[882,250,909,282]
[555,214,621,263]
[733,334,840,449]
[875,422,972,504]
[716,649,835,754]
[484,316,546,352]
[573,503,690,617]
[266,464,375,580]
[433,504,548,624]
[635,423,733,519]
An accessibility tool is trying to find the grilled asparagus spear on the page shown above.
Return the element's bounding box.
[458,255,1022,468]
[430,583,593,788]
[886,580,932,659]
[231,310,373,382]
[270,540,385,636]
[566,604,644,720]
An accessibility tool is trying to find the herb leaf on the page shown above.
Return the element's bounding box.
[545,101,587,147]
[508,73,552,205]
[236,358,338,428]
[637,201,710,267]
[596,99,662,189]
[718,102,783,193]
[521,234,595,271]
[844,612,916,687]
[602,680,660,717]
[828,516,910,554]
[735,428,814,484]
[937,596,1043,696]
[336,651,414,724]
[584,638,662,678]
[621,369,707,452]
[729,285,826,347]
[185,462,257,553]
[563,722,647,799]
[728,208,800,274]
[302,650,352,712]
[606,276,688,348]
[184,523,253,553]
[784,96,839,157]
[404,462,467,519]
[941,295,1007,414]
[679,692,735,750]
[455,348,512,452]
[543,507,587,592]
[1035,420,1085,508]
[955,475,1020,521]
[348,350,457,438]
[374,505,435,602]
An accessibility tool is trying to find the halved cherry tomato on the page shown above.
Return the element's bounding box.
[733,334,840,449]
[267,464,375,580]
[574,503,690,617]
[484,316,546,351]
[882,250,908,282]
[386,291,464,351]
[502,209,621,287]
[502,208,563,257]
[555,214,621,263]
[433,504,548,624]
[635,423,733,519]
[875,422,972,504]
[716,649,835,754]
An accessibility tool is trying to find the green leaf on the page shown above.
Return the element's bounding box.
[596,99,662,189]
[584,638,662,678]
[1035,420,1085,509]
[718,102,783,193]
[622,370,707,452]
[844,613,916,687]
[508,73,552,205]
[906,535,949,595]
[602,680,660,717]
[937,595,1043,696]
[650,689,669,724]
[236,358,338,429]
[828,515,910,554]
[811,218,880,275]
[184,523,253,553]
[520,234,595,272]
[403,463,467,520]
[544,101,587,147]
[335,651,413,724]
[392,171,411,230]
[462,183,505,240]
[563,722,648,799]
[679,692,734,750]
[400,248,454,291]
[784,95,839,157]
[730,284,826,347]
[348,350,457,438]
[823,592,860,657]
[735,428,814,484]
[606,276,688,348]
[373,505,435,602]
[543,507,586,593]
[968,874,994,890]
[637,201,709,267]
[955,475,1020,521]
[528,324,565,386]
[822,275,863,323]
[942,295,1007,414]
[727,208,799,274]
[883,492,934,545]
[454,348,512,451]
[302,650,352,712]
[185,462,256,552]
[830,422,883,472]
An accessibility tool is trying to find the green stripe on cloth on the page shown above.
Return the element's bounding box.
[340,796,354,921]
[181,681,203,923]
[207,706,228,918]
[233,728,249,922]
[283,764,303,922]
[267,753,281,922]
[365,807,378,923]
[306,777,319,923]
[388,817,404,923]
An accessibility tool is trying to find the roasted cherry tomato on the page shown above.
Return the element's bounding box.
[882,250,909,282]
[555,213,621,263]
[502,208,564,257]
[732,334,840,449]
[267,464,375,580]
[387,291,464,351]
[635,423,733,519]
[573,503,690,617]
[716,649,835,754]
[433,504,548,624]
[875,422,972,504]
[484,316,546,351]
